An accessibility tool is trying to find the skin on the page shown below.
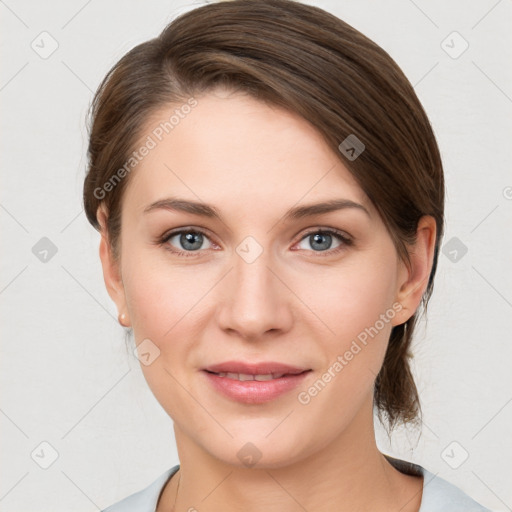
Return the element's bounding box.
[98,88,436,512]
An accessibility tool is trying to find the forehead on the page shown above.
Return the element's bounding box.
[123,91,371,219]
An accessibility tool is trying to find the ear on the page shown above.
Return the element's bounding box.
[391,215,437,326]
[97,205,130,326]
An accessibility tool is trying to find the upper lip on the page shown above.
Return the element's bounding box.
[203,360,310,375]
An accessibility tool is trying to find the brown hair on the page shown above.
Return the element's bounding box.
[83,0,444,434]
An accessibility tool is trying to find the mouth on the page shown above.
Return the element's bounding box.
[203,360,310,376]
[203,369,310,381]
[201,366,312,404]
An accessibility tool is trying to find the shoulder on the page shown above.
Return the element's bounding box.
[383,454,492,512]
[101,465,180,512]
[100,460,493,512]
[420,467,493,512]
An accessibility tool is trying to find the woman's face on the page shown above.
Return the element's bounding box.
[100,89,419,468]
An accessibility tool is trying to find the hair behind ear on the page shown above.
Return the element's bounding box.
[374,318,422,437]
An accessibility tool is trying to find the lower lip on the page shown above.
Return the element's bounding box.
[202,370,311,404]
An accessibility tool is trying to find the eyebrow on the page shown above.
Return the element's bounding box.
[143,197,370,222]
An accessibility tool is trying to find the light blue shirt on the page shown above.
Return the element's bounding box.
[101,455,492,511]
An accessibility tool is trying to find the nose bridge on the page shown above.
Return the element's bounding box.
[234,245,275,302]
[218,236,290,339]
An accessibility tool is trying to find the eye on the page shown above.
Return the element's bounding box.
[158,227,353,258]
[294,229,352,255]
[159,228,215,257]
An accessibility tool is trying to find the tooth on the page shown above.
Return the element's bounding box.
[254,374,274,381]
[217,372,288,381]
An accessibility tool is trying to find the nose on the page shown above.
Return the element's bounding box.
[216,244,294,341]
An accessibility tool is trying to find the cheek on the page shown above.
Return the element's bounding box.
[290,258,399,433]
[122,251,208,340]
[121,255,217,390]
[121,260,204,413]
[294,255,398,347]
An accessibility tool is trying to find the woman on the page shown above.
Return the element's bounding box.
[83,1,491,510]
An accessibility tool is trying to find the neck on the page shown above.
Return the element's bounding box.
[160,400,423,512]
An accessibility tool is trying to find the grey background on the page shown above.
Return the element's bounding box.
[1,0,511,510]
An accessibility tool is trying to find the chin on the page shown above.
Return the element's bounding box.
[204,430,310,470]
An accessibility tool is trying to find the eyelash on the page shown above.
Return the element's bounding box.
[157,227,353,258]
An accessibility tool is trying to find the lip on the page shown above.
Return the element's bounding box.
[203,360,309,375]
[201,360,312,405]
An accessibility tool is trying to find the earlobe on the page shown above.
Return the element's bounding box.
[97,205,130,326]
[391,216,437,326]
